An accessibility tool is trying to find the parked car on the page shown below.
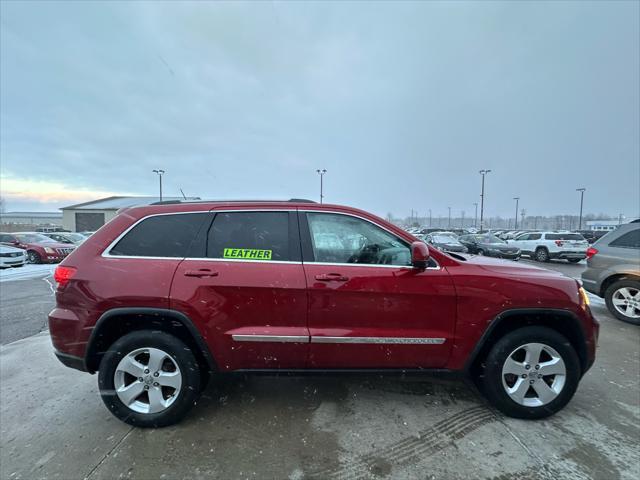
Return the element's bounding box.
[0,232,74,264]
[44,232,87,245]
[581,223,640,325]
[509,232,589,263]
[425,233,468,253]
[49,200,598,427]
[575,230,608,245]
[458,234,521,260]
[0,244,26,269]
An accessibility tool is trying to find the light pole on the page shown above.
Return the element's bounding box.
[473,202,478,229]
[513,197,520,229]
[576,188,586,230]
[316,169,327,204]
[152,169,165,202]
[448,207,451,228]
[479,169,491,231]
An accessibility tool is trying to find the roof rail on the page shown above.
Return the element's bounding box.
[150,198,317,206]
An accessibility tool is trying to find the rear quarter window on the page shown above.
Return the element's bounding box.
[109,213,208,257]
[609,229,640,249]
[545,233,585,241]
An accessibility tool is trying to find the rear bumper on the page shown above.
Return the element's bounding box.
[54,350,87,372]
[550,251,586,260]
[486,251,521,260]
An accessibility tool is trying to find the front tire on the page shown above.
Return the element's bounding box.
[605,279,640,325]
[98,330,201,427]
[27,251,41,264]
[481,326,580,419]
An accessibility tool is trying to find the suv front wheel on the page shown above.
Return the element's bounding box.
[98,330,201,427]
[481,326,580,419]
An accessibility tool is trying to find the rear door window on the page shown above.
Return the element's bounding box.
[206,211,294,261]
[109,213,209,257]
[609,230,640,249]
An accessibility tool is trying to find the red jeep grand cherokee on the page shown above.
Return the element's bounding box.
[48,200,598,427]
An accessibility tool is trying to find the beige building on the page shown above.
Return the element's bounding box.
[61,196,198,232]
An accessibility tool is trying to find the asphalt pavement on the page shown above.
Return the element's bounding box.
[0,259,638,480]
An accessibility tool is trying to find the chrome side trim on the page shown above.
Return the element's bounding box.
[304,261,440,270]
[231,334,310,343]
[311,337,446,345]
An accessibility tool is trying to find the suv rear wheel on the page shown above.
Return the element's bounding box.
[605,279,640,325]
[481,326,580,419]
[98,330,200,427]
[534,247,549,262]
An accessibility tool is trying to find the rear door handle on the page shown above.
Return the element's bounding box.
[184,269,219,278]
[315,273,349,282]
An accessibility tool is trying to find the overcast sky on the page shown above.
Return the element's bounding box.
[1,1,638,220]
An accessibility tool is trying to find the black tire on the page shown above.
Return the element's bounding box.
[481,326,581,419]
[534,247,549,262]
[27,250,41,264]
[604,279,640,326]
[567,259,582,264]
[98,330,201,428]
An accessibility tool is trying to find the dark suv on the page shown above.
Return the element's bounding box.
[49,200,598,427]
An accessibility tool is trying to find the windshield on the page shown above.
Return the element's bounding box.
[15,233,55,243]
[475,234,506,244]
[433,235,458,243]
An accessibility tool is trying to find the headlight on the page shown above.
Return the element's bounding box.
[44,247,55,254]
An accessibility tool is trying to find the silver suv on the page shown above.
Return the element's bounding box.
[581,223,640,325]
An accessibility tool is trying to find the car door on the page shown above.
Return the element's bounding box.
[300,211,456,369]
[170,209,309,371]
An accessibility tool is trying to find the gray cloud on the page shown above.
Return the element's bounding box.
[1,0,638,219]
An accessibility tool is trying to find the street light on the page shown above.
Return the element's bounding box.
[473,202,478,229]
[513,197,520,229]
[479,169,491,231]
[576,188,586,230]
[316,169,327,204]
[152,169,165,202]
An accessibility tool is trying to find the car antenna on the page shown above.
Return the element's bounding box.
[179,188,187,200]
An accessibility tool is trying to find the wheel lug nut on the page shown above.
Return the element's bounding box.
[529,380,535,384]
[525,365,531,370]
[138,377,143,382]
[521,374,527,378]
[535,365,540,370]
[153,372,159,377]
[153,382,159,387]
[144,385,149,390]
[144,369,149,374]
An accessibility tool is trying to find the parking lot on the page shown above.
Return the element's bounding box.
[0,260,638,480]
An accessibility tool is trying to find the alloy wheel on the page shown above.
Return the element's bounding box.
[501,342,566,407]
[611,287,640,319]
[114,347,182,414]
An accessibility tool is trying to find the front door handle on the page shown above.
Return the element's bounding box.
[184,269,219,278]
[315,273,349,282]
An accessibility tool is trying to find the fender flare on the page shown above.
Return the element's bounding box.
[463,308,589,374]
[85,307,217,374]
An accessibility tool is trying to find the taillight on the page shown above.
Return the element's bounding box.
[586,247,598,260]
[554,240,564,247]
[54,266,77,287]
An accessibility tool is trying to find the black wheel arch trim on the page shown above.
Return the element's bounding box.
[85,307,217,374]
[464,308,590,375]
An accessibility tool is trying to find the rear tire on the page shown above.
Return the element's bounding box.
[534,248,549,262]
[604,279,640,326]
[567,259,582,264]
[98,330,201,427]
[481,326,580,419]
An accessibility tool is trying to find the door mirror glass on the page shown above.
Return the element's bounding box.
[411,241,430,269]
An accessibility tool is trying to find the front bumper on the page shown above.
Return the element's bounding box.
[0,257,25,267]
[486,250,521,260]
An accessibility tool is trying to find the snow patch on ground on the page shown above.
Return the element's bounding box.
[0,264,56,283]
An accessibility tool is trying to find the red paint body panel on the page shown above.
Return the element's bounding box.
[303,263,456,368]
[170,259,308,371]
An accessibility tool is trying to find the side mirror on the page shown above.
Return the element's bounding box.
[411,241,430,269]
